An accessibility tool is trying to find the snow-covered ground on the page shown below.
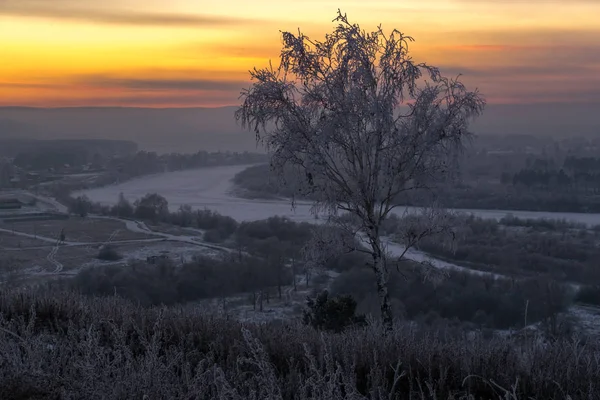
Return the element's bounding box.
[77,164,600,226]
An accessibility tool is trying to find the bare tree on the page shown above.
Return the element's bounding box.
[236,11,485,328]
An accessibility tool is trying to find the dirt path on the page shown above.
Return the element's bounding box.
[91,215,235,253]
[0,216,234,255]
[46,243,63,273]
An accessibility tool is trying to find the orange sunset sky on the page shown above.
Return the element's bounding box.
[1,0,599,108]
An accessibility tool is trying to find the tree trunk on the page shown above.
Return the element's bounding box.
[221,296,227,315]
[373,254,393,329]
[368,230,393,330]
[277,261,282,299]
[292,259,297,292]
[305,268,310,289]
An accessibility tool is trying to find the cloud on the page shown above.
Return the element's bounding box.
[455,0,597,3]
[2,93,237,108]
[440,63,599,79]
[72,75,248,92]
[182,42,281,59]
[0,82,63,89]
[437,28,600,48]
[447,44,541,52]
[448,43,600,59]
[0,0,256,27]
[433,42,600,80]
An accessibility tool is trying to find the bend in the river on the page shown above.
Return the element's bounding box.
[77,164,600,226]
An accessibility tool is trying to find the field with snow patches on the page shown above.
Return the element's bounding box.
[0,213,227,286]
[78,164,600,226]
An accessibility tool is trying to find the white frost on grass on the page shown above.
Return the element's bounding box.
[78,165,600,226]
[570,305,600,337]
[119,242,221,264]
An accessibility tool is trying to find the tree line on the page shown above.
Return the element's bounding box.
[109,150,268,180]
[506,156,600,194]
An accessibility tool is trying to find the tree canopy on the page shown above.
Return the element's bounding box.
[237,11,485,327]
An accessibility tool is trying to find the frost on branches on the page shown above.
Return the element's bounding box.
[236,11,485,328]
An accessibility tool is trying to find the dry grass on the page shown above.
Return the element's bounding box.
[0,232,49,249]
[0,288,598,399]
[1,246,98,273]
[145,222,205,237]
[0,249,56,272]
[8,217,154,243]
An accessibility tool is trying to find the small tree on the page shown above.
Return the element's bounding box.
[112,192,134,218]
[70,195,92,218]
[302,290,366,333]
[134,193,169,223]
[237,11,485,328]
[97,245,122,261]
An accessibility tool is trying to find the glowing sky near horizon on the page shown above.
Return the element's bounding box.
[1,0,599,107]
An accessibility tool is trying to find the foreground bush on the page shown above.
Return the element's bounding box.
[69,255,292,307]
[0,289,598,399]
[96,245,122,261]
[302,290,366,333]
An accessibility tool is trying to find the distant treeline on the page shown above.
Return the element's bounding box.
[16,143,266,177]
[506,156,600,194]
[232,162,600,213]
[109,150,268,181]
[8,139,137,170]
[0,138,138,160]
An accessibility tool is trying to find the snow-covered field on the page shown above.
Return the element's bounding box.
[77,164,600,226]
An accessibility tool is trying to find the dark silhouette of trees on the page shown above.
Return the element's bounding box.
[511,156,600,194]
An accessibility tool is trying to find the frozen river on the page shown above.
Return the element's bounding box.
[77,164,600,226]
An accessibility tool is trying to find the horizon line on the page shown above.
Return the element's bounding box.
[2,101,600,110]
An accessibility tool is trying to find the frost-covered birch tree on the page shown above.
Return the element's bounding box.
[236,11,485,327]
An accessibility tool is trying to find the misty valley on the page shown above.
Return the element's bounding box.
[2,132,600,398]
